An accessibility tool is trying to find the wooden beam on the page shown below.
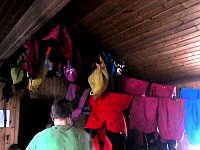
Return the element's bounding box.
[0,0,71,59]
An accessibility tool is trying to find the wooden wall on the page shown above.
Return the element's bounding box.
[0,83,20,150]
[30,77,68,99]
[0,77,67,150]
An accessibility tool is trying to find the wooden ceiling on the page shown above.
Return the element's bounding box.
[1,0,200,84]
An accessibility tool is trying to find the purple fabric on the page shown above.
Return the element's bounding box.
[64,60,78,82]
[158,98,185,141]
[149,83,176,98]
[65,83,90,122]
[42,24,73,60]
[23,36,40,79]
[118,76,149,96]
[72,88,90,122]
[65,83,80,101]
[129,96,158,133]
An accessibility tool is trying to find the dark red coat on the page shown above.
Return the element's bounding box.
[158,98,185,141]
[129,96,158,133]
[118,76,149,96]
[149,83,177,98]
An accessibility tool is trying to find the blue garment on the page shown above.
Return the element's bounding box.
[184,99,200,145]
[180,88,200,99]
[180,88,200,145]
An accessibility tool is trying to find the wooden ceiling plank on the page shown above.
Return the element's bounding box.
[182,0,200,8]
[111,3,200,51]
[0,0,71,59]
[110,5,185,50]
[104,19,182,49]
[138,56,200,73]
[0,0,12,17]
[95,0,186,37]
[62,0,108,28]
[0,1,34,42]
[158,2,200,24]
[143,35,200,55]
[158,58,200,72]
[112,20,198,53]
[117,19,200,59]
[77,0,116,27]
[150,73,200,83]
[97,0,188,42]
[128,62,200,81]
[0,0,18,41]
[0,0,18,28]
[88,0,153,33]
[124,36,200,62]
[96,0,176,41]
[131,57,200,75]
[121,18,200,59]
[115,25,199,52]
[131,46,200,68]
[137,30,200,55]
[79,0,140,31]
[146,67,200,82]
[102,4,200,48]
[118,26,200,58]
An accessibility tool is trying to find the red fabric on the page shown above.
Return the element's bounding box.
[23,36,40,79]
[85,92,133,135]
[93,128,112,150]
[149,83,176,98]
[42,24,73,60]
[118,76,149,96]
[158,98,185,141]
[129,96,158,133]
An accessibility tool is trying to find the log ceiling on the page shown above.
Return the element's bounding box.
[1,0,200,84]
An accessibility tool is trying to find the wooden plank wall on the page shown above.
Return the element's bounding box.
[30,77,68,99]
[0,77,67,150]
[0,83,20,150]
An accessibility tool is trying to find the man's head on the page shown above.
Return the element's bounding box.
[51,98,72,119]
[8,144,21,150]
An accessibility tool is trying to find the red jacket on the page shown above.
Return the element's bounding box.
[85,92,133,135]
[85,92,133,150]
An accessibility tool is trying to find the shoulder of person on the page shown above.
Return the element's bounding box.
[74,128,91,141]
[33,127,54,139]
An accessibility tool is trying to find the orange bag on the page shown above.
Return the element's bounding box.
[88,55,109,99]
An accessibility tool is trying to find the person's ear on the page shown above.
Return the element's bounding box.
[50,113,54,121]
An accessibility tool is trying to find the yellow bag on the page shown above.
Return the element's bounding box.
[28,62,48,92]
[11,53,25,84]
[88,55,109,99]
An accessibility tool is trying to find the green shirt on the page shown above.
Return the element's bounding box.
[26,125,93,150]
